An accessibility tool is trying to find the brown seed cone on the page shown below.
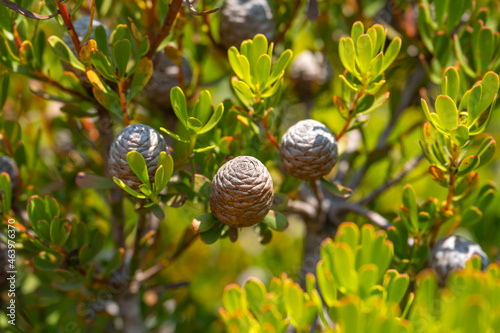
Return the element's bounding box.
[108,124,167,190]
[0,156,19,198]
[210,156,274,228]
[280,119,338,180]
[290,51,332,99]
[142,53,193,110]
[219,0,275,49]
[429,235,489,285]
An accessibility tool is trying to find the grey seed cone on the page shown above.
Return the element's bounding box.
[219,0,276,49]
[63,15,110,55]
[290,51,332,99]
[210,156,274,228]
[280,119,338,180]
[108,124,167,190]
[0,156,19,198]
[429,235,489,285]
[143,53,193,109]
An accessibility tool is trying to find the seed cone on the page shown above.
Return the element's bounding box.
[429,235,489,285]
[280,119,338,180]
[290,51,332,99]
[210,156,274,228]
[0,156,19,198]
[143,53,193,109]
[108,124,167,190]
[219,0,275,49]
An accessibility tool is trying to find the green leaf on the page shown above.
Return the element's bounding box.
[316,261,337,307]
[478,71,499,114]
[435,95,458,131]
[355,34,372,74]
[228,47,244,78]
[354,94,375,114]
[90,49,117,82]
[126,151,151,188]
[187,117,203,134]
[193,90,212,126]
[47,36,85,71]
[243,278,267,314]
[381,37,401,72]
[155,152,173,193]
[94,25,109,57]
[384,270,410,305]
[256,54,271,88]
[335,222,360,254]
[261,210,288,231]
[0,173,12,214]
[192,213,218,232]
[78,231,105,265]
[467,83,482,126]
[0,73,9,110]
[461,206,482,226]
[358,264,379,297]
[128,57,153,101]
[454,35,476,78]
[249,34,268,69]
[50,217,71,246]
[268,49,292,86]
[113,39,131,78]
[223,284,244,315]
[457,155,480,176]
[200,223,223,244]
[450,125,469,147]
[339,37,358,76]
[442,67,460,102]
[170,86,188,127]
[198,103,224,134]
[369,53,383,78]
[434,33,451,68]
[92,87,123,120]
[475,27,494,74]
[351,21,364,42]
[476,136,496,168]
[402,184,418,232]
[320,178,352,198]
[33,254,59,271]
[113,177,147,198]
[434,0,448,30]
[232,79,254,107]
[332,243,357,293]
[160,126,189,143]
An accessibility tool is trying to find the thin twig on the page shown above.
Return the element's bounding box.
[335,203,392,229]
[147,0,184,58]
[357,154,424,205]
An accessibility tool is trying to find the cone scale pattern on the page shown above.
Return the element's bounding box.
[219,0,275,49]
[290,51,332,98]
[280,119,338,180]
[108,124,167,190]
[429,235,489,285]
[210,156,274,228]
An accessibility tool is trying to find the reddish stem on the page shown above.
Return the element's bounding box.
[54,0,81,54]
[147,0,184,58]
